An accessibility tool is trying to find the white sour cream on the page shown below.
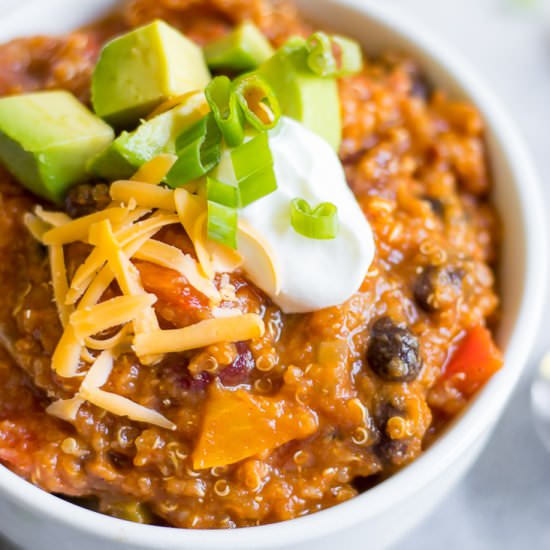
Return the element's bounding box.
[236,117,375,314]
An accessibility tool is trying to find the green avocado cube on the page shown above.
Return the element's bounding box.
[0,91,114,203]
[204,21,274,72]
[257,44,341,150]
[92,20,211,128]
[89,94,207,180]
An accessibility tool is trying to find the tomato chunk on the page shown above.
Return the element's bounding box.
[192,383,318,469]
[135,261,209,327]
[442,325,503,397]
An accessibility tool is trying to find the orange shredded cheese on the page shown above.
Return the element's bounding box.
[134,314,265,356]
[46,396,85,422]
[238,219,281,296]
[207,239,243,274]
[86,325,132,351]
[48,244,71,327]
[70,294,157,342]
[34,205,72,227]
[27,130,268,430]
[52,324,84,378]
[135,239,220,303]
[66,212,179,306]
[92,219,162,364]
[173,188,214,279]
[42,208,129,245]
[79,388,176,430]
[146,89,208,120]
[23,213,49,242]
[48,350,174,429]
[110,180,176,211]
[130,154,178,184]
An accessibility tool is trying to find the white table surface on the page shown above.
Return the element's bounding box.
[1,0,550,548]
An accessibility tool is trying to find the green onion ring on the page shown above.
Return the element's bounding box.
[205,76,245,147]
[233,74,281,132]
[306,32,363,78]
[290,198,339,240]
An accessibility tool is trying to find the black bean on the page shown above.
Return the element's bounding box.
[423,196,445,218]
[375,437,409,467]
[367,317,422,382]
[413,265,463,313]
[65,183,111,218]
[410,74,432,101]
[108,451,132,470]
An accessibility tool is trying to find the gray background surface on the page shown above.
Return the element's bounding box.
[1,0,550,548]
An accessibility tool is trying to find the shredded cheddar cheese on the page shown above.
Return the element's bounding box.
[52,324,84,378]
[173,188,214,279]
[146,89,209,120]
[86,325,132,351]
[130,154,178,184]
[34,205,72,227]
[46,396,85,422]
[48,350,174,429]
[49,244,71,327]
[23,213,49,242]
[79,387,176,430]
[93,219,162,364]
[134,314,265,356]
[70,294,157,342]
[42,208,129,245]
[238,219,281,296]
[135,239,220,303]
[111,180,176,211]
[24,155,266,431]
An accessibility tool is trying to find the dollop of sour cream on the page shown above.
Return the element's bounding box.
[237,117,375,314]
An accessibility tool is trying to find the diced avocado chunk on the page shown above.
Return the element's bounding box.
[92,20,211,128]
[0,91,114,203]
[204,21,274,72]
[257,43,341,150]
[89,93,207,180]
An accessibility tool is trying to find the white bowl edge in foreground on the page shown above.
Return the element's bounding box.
[0,1,546,549]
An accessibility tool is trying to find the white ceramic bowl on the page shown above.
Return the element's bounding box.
[0,1,546,549]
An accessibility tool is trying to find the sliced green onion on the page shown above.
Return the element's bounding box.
[207,175,239,208]
[238,165,277,208]
[204,21,274,72]
[233,74,281,132]
[166,114,222,188]
[231,133,277,206]
[306,32,363,78]
[231,132,271,180]
[280,36,308,55]
[290,198,339,240]
[305,32,335,76]
[207,200,238,249]
[205,76,245,148]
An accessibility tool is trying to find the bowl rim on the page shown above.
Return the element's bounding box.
[0,0,546,548]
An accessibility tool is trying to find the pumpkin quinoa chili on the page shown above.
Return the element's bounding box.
[0,0,503,529]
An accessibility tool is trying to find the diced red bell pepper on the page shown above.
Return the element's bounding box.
[441,325,504,397]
